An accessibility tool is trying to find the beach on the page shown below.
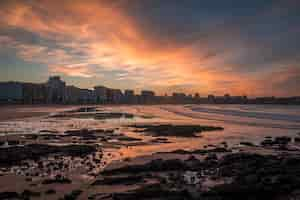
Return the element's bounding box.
[0,105,300,200]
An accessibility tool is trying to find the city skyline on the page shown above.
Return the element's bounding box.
[1,75,300,99]
[0,0,300,97]
[1,76,299,105]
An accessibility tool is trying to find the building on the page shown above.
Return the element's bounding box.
[172,92,186,104]
[79,89,96,104]
[23,83,47,104]
[94,86,108,104]
[124,89,135,104]
[107,88,123,104]
[208,95,215,103]
[64,86,81,104]
[46,76,66,104]
[0,82,23,103]
[141,90,155,104]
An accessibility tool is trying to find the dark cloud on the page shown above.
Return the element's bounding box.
[0,0,299,96]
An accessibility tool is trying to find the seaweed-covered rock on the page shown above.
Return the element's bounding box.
[0,144,97,167]
[129,124,223,137]
[42,175,72,184]
[111,184,192,200]
[61,190,82,200]
[0,192,20,200]
[92,175,144,186]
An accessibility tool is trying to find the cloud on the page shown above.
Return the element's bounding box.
[0,0,299,96]
[50,64,94,78]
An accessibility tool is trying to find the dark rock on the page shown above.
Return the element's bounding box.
[39,129,59,134]
[261,139,274,146]
[163,147,230,155]
[61,190,82,200]
[274,136,291,145]
[45,189,56,195]
[261,136,291,147]
[42,175,72,184]
[92,175,144,186]
[295,137,300,143]
[7,140,20,146]
[102,159,186,176]
[240,142,255,147]
[21,189,41,198]
[23,134,39,140]
[0,144,97,167]
[116,135,142,142]
[129,124,224,137]
[69,107,97,113]
[111,184,192,200]
[94,112,134,120]
[150,138,170,143]
[0,192,20,200]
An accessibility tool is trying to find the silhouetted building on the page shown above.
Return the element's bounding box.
[79,89,96,104]
[107,88,123,104]
[0,76,298,105]
[94,86,108,104]
[64,86,81,104]
[23,83,47,104]
[172,93,187,104]
[208,95,215,103]
[141,90,155,104]
[0,82,23,103]
[124,89,135,104]
[46,76,66,104]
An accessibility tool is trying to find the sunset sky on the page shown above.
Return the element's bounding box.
[0,0,299,97]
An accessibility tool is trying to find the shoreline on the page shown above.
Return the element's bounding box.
[0,105,299,199]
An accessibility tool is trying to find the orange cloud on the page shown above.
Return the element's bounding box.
[50,64,94,78]
[0,0,298,96]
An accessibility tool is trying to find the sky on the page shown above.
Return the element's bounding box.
[0,0,299,97]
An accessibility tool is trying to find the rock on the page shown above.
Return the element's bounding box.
[129,124,224,137]
[62,190,82,200]
[45,189,56,195]
[111,184,192,200]
[205,153,217,161]
[94,112,134,120]
[274,136,291,145]
[21,189,40,198]
[0,192,20,200]
[102,159,186,176]
[92,175,144,186]
[240,142,255,147]
[7,140,20,146]
[294,137,300,143]
[23,134,39,140]
[261,139,274,146]
[42,175,72,184]
[39,129,59,134]
[150,138,170,143]
[0,144,97,167]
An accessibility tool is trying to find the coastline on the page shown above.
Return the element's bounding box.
[0,105,299,199]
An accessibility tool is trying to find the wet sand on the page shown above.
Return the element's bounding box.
[0,105,78,121]
[0,105,299,199]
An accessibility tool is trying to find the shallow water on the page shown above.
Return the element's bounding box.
[0,105,299,164]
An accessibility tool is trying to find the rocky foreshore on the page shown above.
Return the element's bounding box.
[85,135,300,200]
[0,106,299,200]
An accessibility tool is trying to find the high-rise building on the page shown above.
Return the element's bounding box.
[46,76,66,103]
[0,82,23,103]
[107,88,123,104]
[94,86,108,103]
[23,83,47,104]
[124,90,135,104]
[141,90,155,104]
